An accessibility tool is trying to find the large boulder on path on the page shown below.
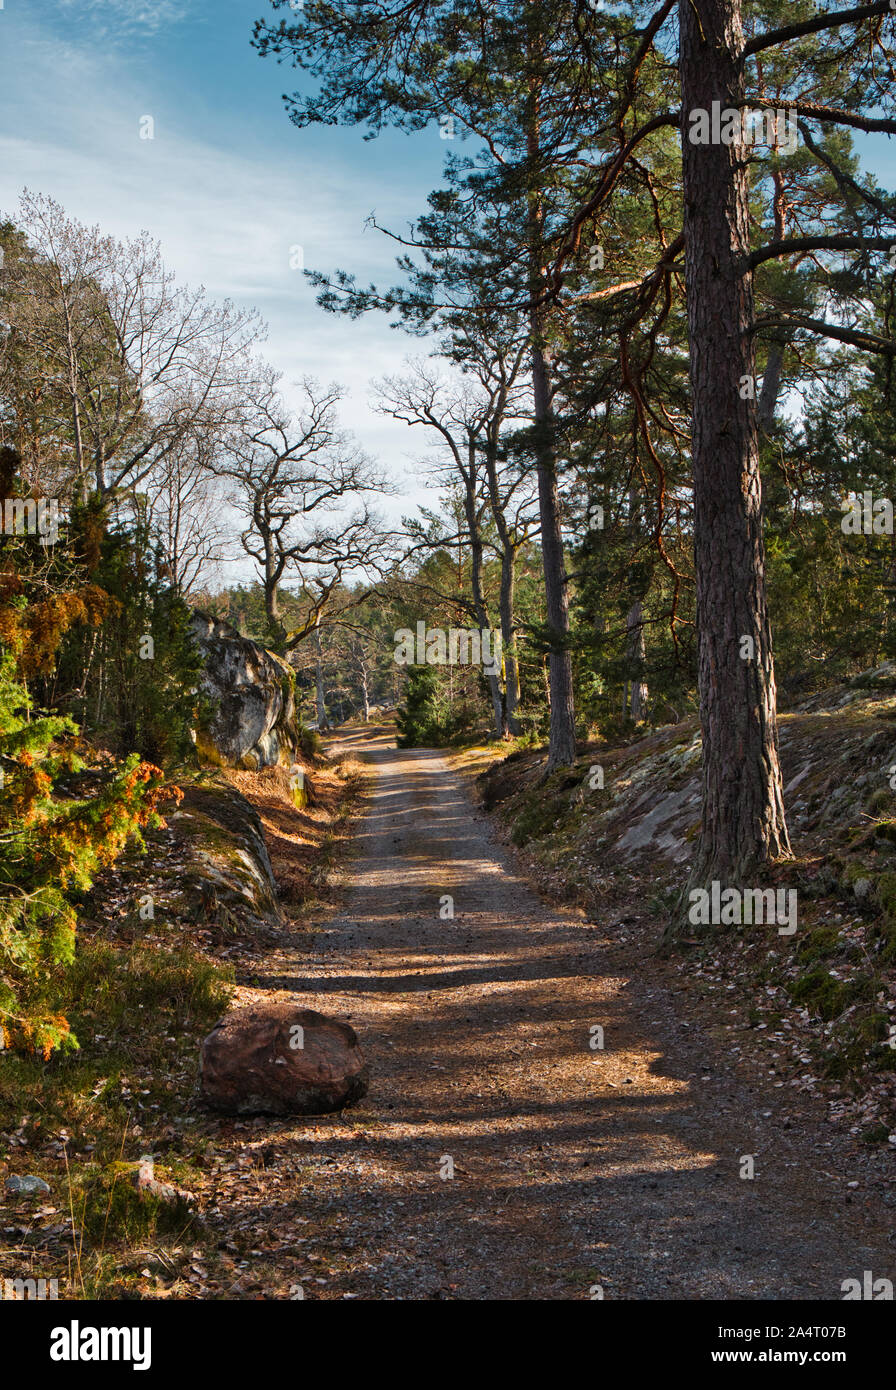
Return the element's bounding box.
[200,1003,369,1116]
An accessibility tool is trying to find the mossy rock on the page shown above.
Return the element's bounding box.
[169,780,281,928]
[191,612,301,769]
[800,863,841,898]
[840,860,875,893]
[280,669,297,703]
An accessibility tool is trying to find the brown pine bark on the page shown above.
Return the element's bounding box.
[498,549,521,736]
[527,67,576,772]
[531,338,576,768]
[484,441,522,736]
[626,600,648,722]
[461,436,506,738]
[679,0,791,881]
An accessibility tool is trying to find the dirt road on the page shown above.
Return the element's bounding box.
[220,727,895,1300]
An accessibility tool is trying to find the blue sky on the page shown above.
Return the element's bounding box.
[0,0,448,528]
[1,0,895,554]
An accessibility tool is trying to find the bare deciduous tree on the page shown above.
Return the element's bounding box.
[214,368,393,649]
[3,190,264,504]
[143,430,229,594]
[376,358,526,736]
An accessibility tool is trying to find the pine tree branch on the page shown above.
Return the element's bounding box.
[751,313,896,354]
[790,102,896,135]
[748,233,895,269]
[743,1,894,57]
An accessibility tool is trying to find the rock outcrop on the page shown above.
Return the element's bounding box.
[167,777,282,931]
[191,612,301,770]
[481,659,896,881]
[200,1003,369,1116]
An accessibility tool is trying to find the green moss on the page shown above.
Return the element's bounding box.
[822,1012,896,1079]
[866,788,893,815]
[871,873,896,961]
[511,796,565,847]
[860,1122,891,1143]
[788,966,871,1021]
[194,728,226,767]
[73,1163,194,1243]
[279,668,297,704]
[840,860,872,888]
[877,871,896,921]
[65,939,233,1033]
[299,725,323,758]
[854,1010,889,1045]
[796,926,841,966]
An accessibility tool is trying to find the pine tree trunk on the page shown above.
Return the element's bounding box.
[679,0,790,881]
[487,669,506,738]
[527,85,576,771]
[626,600,648,722]
[463,441,505,738]
[499,547,521,736]
[757,344,784,433]
[531,340,576,768]
[484,441,522,737]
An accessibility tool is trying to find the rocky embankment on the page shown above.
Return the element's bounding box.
[91,616,311,939]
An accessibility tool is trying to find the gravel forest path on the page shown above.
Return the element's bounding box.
[229,726,894,1301]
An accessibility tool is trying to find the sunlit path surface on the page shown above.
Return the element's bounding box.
[231,726,893,1301]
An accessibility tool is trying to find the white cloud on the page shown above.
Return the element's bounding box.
[0,19,441,527]
[55,0,191,41]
